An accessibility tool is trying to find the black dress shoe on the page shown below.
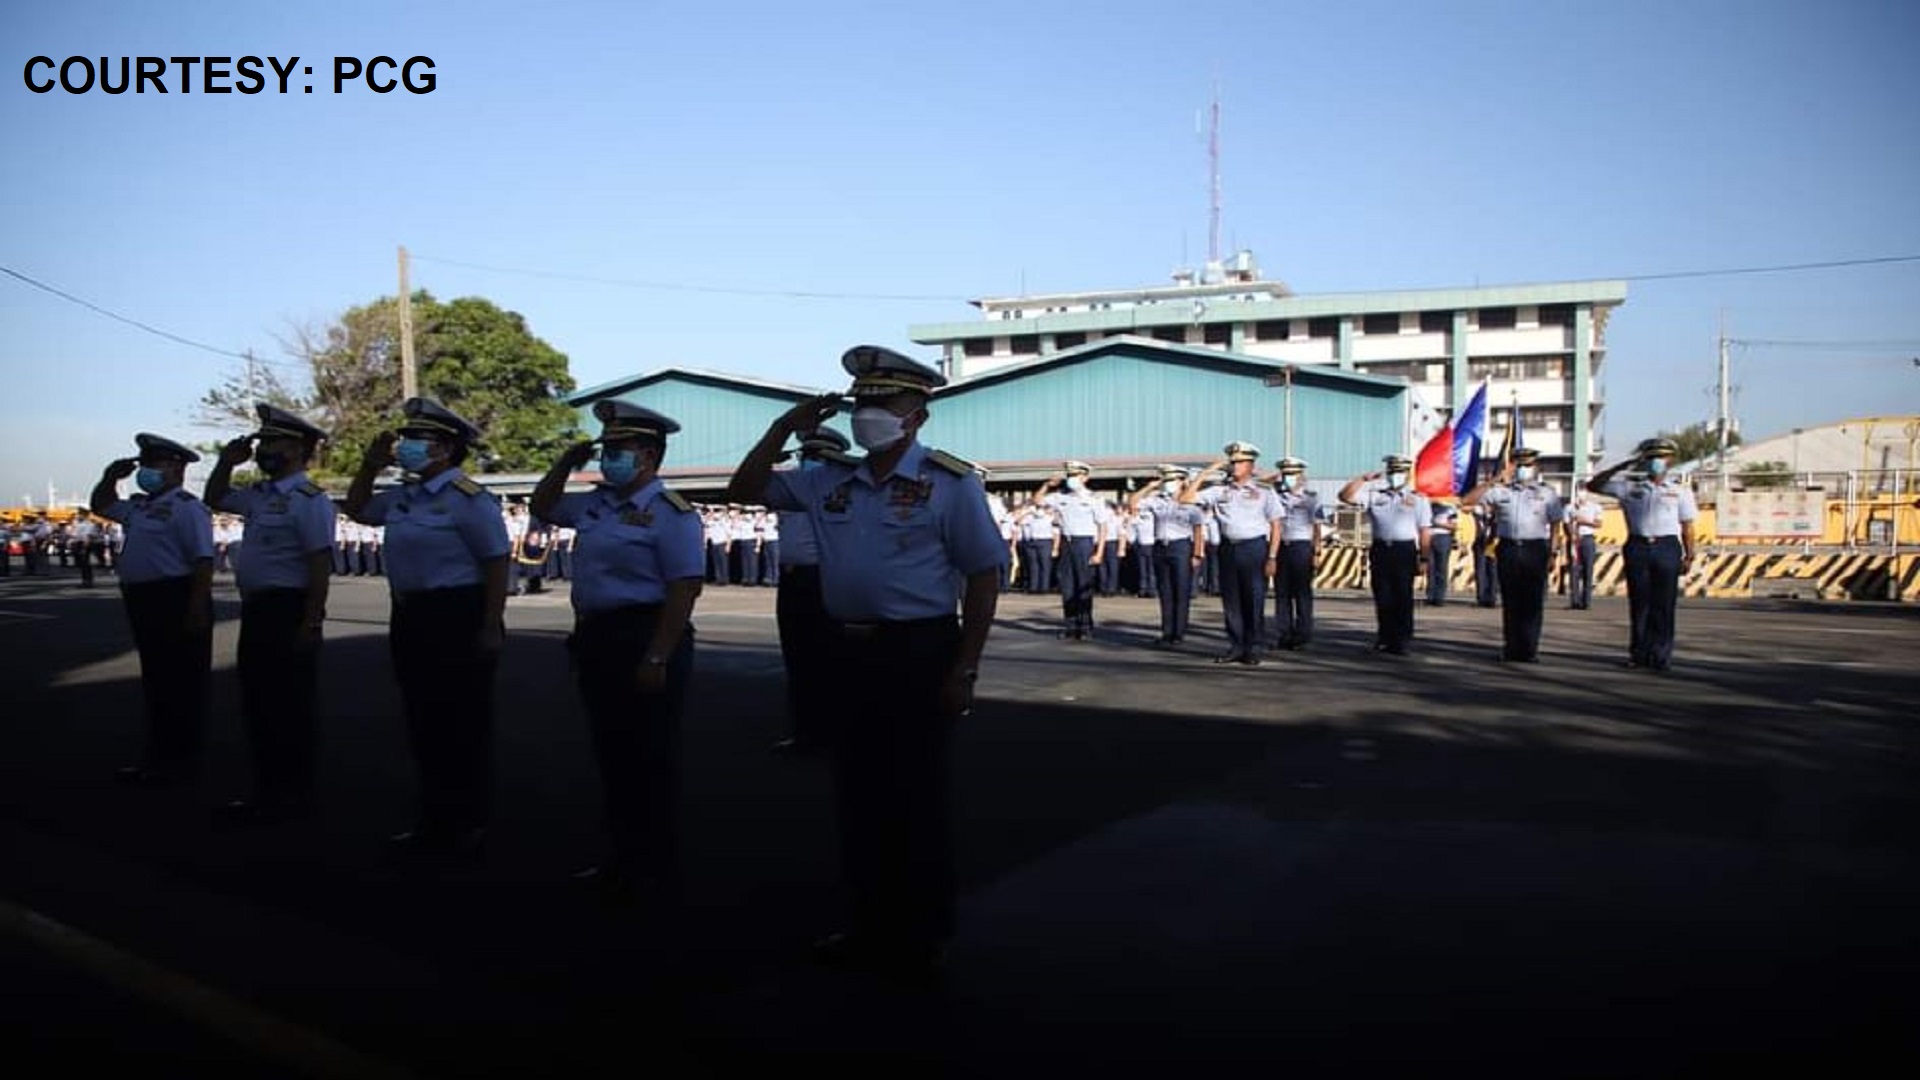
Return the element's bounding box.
[1238,653,1261,666]
[1213,653,1239,664]
[213,797,307,825]
[115,764,188,788]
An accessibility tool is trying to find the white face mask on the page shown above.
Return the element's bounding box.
[1515,466,1536,483]
[1279,475,1297,491]
[1162,479,1182,493]
[850,407,907,451]
[1066,476,1086,492]
[1385,472,1409,490]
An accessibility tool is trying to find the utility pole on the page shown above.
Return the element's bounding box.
[1716,313,1732,500]
[398,245,417,401]
[1283,365,1294,458]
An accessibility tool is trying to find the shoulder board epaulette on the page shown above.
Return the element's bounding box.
[660,489,692,513]
[452,477,485,496]
[926,449,970,477]
[175,489,197,501]
[297,481,324,497]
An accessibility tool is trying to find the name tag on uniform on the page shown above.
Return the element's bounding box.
[620,509,653,527]
[267,496,289,514]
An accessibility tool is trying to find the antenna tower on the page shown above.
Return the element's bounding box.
[1207,88,1221,265]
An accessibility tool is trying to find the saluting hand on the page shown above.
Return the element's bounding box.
[779,394,841,436]
[218,437,254,468]
[363,430,399,467]
[103,457,137,481]
[559,440,596,471]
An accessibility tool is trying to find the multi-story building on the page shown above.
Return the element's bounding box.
[909,252,1626,477]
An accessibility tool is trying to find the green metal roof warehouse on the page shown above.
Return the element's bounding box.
[565,336,1408,496]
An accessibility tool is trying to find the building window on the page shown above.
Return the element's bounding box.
[963,338,993,358]
[1151,326,1187,343]
[1419,310,1453,334]
[1009,334,1039,355]
[1307,316,1339,339]
[1363,312,1401,336]
[1203,322,1233,345]
[1054,331,1086,349]
[1476,307,1517,330]
[1254,319,1290,341]
[1538,303,1575,327]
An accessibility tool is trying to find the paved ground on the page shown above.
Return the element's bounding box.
[2,567,1916,1075]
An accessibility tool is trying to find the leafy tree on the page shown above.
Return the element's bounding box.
[197,293,580,479]
[1656,421,1741,465]
[1737,460,1794,490]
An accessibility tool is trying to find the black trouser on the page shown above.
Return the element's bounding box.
[1057,535,1096,632]
[706,542,729,585]
[827,616,961,949]
[390,586,496,836]
[1474,543,1500,607]
[1569,535,1596,608]
[1427,534,1454,605]
[775,565,833,746]
[238,588,320,803]
[1624,536,1682,668]
[1496,539,1550,660]
[1132,542,1157,597]
[574,602,693,881]
[121,576,211,769]
[1153,539,1193,641]
[77,542,100,586]
[1218,537,1268,657]
[1273,539,1315,645]
[1201,543,1221,594]
[1021,540,1052,594]
[1098,540,1120,595]
[1369,540,1418,652]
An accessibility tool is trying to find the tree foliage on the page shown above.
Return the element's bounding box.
[198,292,580,479]
[1737,460,1795,490]
[1656,421,1742,465]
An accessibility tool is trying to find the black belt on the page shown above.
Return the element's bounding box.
[1629,535,1679,544]
[1502,539,1549,546]
[832,616,955,640]
[1371,539,1416,547]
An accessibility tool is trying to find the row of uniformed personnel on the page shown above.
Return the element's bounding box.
[94,345,1002,985]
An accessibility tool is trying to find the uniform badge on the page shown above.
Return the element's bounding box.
[621,509,653,527]
[267,496,289,514]
[431,503,449,514]
[823,483,852,514]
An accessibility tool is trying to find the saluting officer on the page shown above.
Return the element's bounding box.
[767,426,860,755]
[1341,454,1432,656]
[1269,456,1323,651]
[89,434,216,785]
[204,405,336,823]
[1463,447,1565,663]
[1033,461,1110,641]
[1588,437,1698,672]
[532,401,705,902]
[728,344,1006,984]
[1127,464,1204,645]
[344,398,511,857]
[1182,442,1283,665]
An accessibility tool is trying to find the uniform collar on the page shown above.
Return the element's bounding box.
[855,440,926,486]
[599,478,661,511]
[263,470,309,494]
[417,468,465,494]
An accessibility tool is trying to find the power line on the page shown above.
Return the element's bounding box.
[1,264,250,360]
[1731,337,1920,350]
[411,254,966,303]
[1622,253,1920,282]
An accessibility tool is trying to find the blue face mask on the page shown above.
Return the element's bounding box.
[394,437,435,473]
[135,467,168,494]
[1646,458,1668,478]
[600,449,639,487]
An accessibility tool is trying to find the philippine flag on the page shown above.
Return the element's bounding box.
[1414,379,1489,497]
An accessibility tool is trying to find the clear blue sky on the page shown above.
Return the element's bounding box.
[5,0,1917,502]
